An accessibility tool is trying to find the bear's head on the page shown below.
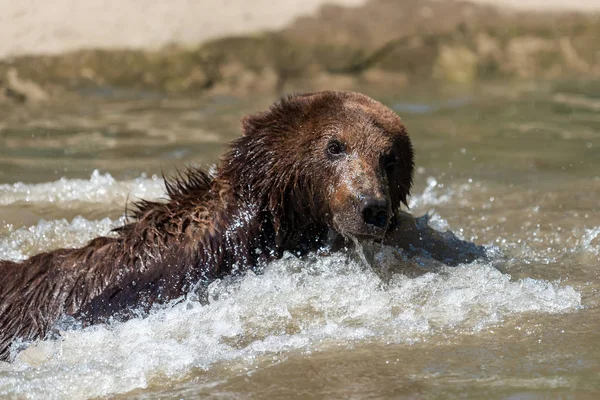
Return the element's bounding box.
[222,91,414,243]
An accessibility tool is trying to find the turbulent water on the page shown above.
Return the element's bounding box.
[0,81,599,399]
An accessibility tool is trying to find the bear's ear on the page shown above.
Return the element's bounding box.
[241,92,325,136]
[241,109,279,136]
[241,114,258,136]
[241,111,279,136]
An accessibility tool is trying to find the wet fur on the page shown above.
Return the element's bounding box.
[0,91,415,361]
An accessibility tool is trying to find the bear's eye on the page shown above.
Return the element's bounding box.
[383,152,397,169]
[327,140,346,157]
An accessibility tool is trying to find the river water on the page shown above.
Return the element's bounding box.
[0,81,598,399]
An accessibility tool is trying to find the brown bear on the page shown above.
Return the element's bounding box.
[0,90,481,361]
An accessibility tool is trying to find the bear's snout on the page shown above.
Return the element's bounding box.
[361,197,390,228]
[330,182,393,238]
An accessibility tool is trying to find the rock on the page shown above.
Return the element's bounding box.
[4,68,49,103]
[433,45,479,83]
[504,36,556,78]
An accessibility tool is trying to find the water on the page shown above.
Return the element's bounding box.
[0,81,599,399]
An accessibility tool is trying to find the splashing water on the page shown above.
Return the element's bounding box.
[0,170,165,207]
[0,251,581,399]
[0,172,585,399]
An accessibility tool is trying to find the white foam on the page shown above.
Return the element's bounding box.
[579,227,600,255]
[0,170,165,206]
[409,176,487,212]
[0,216,125,261]
[0,173,585,399]
[0,251,581,400]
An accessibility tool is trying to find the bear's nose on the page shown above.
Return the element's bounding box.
[361,198,390,228]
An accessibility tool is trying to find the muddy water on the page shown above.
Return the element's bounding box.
[0,81,599,399]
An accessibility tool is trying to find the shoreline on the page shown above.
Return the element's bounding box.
[0,0,364,60]
[1,0,599,102]
[1,0,599,60]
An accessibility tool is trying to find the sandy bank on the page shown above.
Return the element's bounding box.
[0,0,364,59]
[0,0,599,59]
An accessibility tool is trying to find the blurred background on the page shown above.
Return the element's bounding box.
[0,0,599,183]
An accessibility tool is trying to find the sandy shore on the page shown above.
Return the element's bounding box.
[470,0,600,11]
[0,0,363,59]
[0,0,598,59]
